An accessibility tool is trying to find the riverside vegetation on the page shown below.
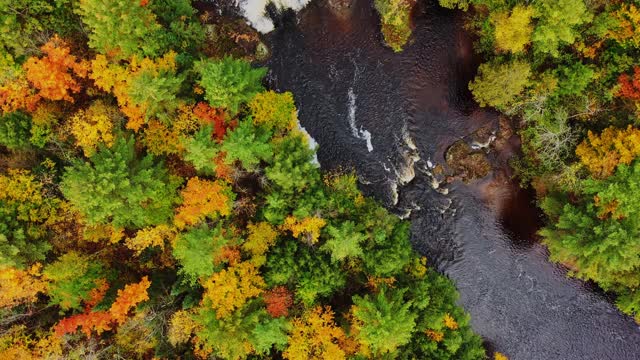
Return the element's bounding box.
[0,1,486,359]
[439,0,640,322]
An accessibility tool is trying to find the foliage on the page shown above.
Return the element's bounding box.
[249,91,297,131]
[61,136,179,229]
[202,261,265,318]
[468,60,531,110]
[491,5,534,54]
[0,264,47,308]
[23,35,89,102]
[531,0,592,56]
[183,124,220,174]
[172,223,235,284]
[0,111,32,150]
[576,126,640,179]
[175,177,234,228]
[373,0,415,52]
[283,306,348,360]
[90,52,182,131]
[351,287,416,355]
[196,57,267,114]
[222,119,273,169]
[43,252,105,312]
[69,101,119,156]
[0,169,62,268]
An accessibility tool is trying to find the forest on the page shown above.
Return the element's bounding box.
[0,1,487,359]
[438,0,640,322]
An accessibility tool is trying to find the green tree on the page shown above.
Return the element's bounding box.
[172,223,234,284]
[127,69,183,122]
[196,57,267,114]
[532,0,592,56]
[0,111,31,150]
[61,136,179,229]
[352,287,416,356]
[43,252,106,312]
[540,161,640,318]
[222,120,273,170]
[321,221,366,262]
[77,0,163,59]
[265,241,346,306]
[183,124,219,175]
[468,60,531,110]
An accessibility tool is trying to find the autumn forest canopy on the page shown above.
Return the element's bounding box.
[0,1,485,359]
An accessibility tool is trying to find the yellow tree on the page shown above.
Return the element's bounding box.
[201,261,265,319]
[491,5,535,53]
[242,222,278,266]
[575,125,640,178]
[0,264,48,308]
[69,100,119,156]
[283,306,348,360]
[281,216,326,245]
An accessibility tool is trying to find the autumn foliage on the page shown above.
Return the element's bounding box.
[53,277,151,337]
[23,35,89,102]
[175,177,234,228]
[264,286,294,318]
[618,66,640,101]
[576,125,640,178]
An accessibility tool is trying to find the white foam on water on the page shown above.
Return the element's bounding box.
[347,87,374,152]
[236,0,311,33]
[295,112,320,166]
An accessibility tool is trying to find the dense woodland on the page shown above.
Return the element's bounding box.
[0,1,487,359]
[438,0,640,322]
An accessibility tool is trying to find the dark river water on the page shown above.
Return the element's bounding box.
[264,0,640,358]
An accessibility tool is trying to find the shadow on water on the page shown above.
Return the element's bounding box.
[264,0,640,358]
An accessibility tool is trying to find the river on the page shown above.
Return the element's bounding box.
[263,0,640,358]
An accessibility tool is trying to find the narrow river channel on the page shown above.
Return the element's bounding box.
[264,0,640,358]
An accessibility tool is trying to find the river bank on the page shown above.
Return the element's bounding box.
[264,0,640,358]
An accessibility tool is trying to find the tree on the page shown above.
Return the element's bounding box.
[125,224,175,256]
[617,66,640,101]
[575,126,640,179]
[23,35,89,102]
[265,241,346,306]
[0,169,62,268]
[283,306,347,360]
[69,101,119,156]
[202,261,265,318]
[264,286,293,318]
[222,119,273,170]
[61,136,179,229]
[532,0,592,56]
[182,124,219,174]
[196,57,267,114]
[90,52,182,131]
[469,60,531,110]
[351,287,416,355]
[0,111,31,150]
[491,5,534,54]
[172,224,235,284]
[108,276,151,325]
[321,221,366,262]
[77,0,163,59]
[249,91,297,132]
[43,252,105,311]
[175,177,234,229]
[281,216,327,246]
[0,264,47,308]
[540,161,640,318]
